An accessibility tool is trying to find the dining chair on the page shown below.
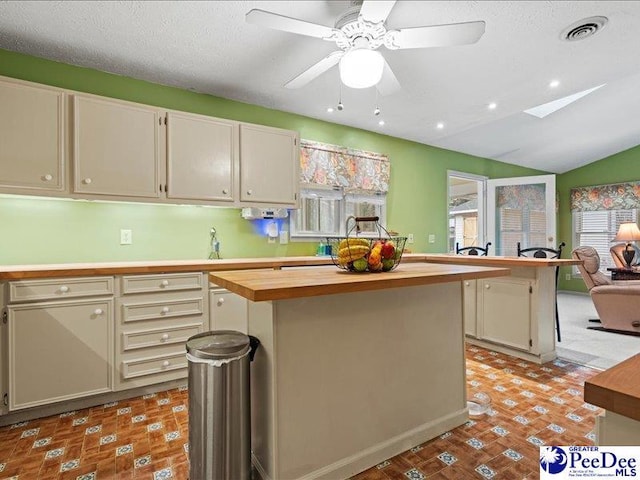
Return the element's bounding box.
[517,241,566,342]
[455,242,491,256]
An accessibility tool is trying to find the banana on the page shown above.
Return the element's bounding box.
[338,238,370,250]
[338,245,370,262]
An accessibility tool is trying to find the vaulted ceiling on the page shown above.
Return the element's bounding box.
[1,1,638,173]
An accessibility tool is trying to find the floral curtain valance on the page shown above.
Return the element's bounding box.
[570,182,640,211]
[300,139,390,194]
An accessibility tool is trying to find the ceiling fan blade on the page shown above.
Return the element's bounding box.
[246,9,337,40]
[359,1,397,23]
[388,21,486,49]
[376,60,401,96]
[285,51,345,89]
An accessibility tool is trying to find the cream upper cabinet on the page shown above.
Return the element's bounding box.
[239,123,299,206]
[166,111,236,202]
[0,78,65,193]
[73,94,161,198]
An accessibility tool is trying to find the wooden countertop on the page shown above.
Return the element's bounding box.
[0,256,338,280]
[208,263,511,302]
[584,353,640,422]
[422,254,581,268]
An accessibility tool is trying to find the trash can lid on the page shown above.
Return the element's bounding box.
[186,330,250,360]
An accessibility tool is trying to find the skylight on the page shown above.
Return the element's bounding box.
[523,84,606,118]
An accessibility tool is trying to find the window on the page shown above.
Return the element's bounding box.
[290,187,387,239]
[573,209,638,272]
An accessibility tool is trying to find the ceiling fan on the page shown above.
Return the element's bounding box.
[246,1,486,95]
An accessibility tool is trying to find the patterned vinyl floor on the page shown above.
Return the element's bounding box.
[0,344,602,479]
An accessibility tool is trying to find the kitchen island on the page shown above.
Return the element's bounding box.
[209,262,510,480]
[421,254,582,364]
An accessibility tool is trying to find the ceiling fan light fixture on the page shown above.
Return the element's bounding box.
[339,48,384,89]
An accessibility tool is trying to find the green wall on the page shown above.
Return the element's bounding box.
[557,144,640,292]
[0,48,544,264]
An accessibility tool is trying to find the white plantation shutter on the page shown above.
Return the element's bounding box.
[573,209,639,272]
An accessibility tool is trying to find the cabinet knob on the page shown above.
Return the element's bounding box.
[222,189,228,195]
[161,306,170,314]
[161,280,170,287]
[161,333,170,341]
[246,189,252,196]
[464,281,470,286]
[162,360,170,368]
[94,308,104,315]
[485,284,491,289]
[83,178,92,185]
[217,298,225,306]
[59,285,69,293]
[43,174,53,182]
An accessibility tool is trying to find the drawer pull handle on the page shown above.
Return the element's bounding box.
[59,285,69,293]
[464,281,470,286]
[162,360,170,368]
[43,174,53,181]
[161,333,170,341]
[83,178,92,185]
[161,280,170,287]
[94,309,104,315]
[217,298,225,306]
[485,284,491,289]
[161,306,170,314]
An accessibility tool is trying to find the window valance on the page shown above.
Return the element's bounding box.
[300,139,390,194]
[570,181,640,211]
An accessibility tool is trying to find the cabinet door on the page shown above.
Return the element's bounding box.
[463,279,477,337]
[166,112,235,202]
[8,299,112,410]
[73,95,161,198]
[478,278,531,351]
[239,123,299,206]
[0,79,65,192]
[210,289,248,333]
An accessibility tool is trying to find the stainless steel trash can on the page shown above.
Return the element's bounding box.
[186,330,251,480]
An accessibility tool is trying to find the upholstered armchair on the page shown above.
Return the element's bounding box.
[572,246,640,334]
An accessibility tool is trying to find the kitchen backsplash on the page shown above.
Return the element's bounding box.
[0,196,314,264]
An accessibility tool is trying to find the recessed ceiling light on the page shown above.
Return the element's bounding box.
[378,120,385,126]
[436,122,444,129]
[488,102,497,110]
[327,107,334,113]
[549,80,560,88]
[524,84,606,118]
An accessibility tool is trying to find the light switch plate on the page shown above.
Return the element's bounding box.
[428,234,435,244]
[279,231,288,244]
[120,229,132,245]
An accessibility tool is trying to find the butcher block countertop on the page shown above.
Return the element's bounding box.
[422,254,581,268]
[584,353,640,422]
[208,263,511,302]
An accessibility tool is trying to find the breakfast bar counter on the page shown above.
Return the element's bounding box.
[209,263,509,480]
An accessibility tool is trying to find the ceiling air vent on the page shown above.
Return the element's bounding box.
[561,16,608,41]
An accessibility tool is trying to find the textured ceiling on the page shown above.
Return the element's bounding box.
[0,1,639,173]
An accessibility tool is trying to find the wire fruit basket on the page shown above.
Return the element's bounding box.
[327,217,407,273]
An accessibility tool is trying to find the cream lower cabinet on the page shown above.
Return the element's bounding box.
[0,77,66,194]
[209,287,248,334]
[115,273,207,390]
[5,277,115,410]
[463,279,477,336]
[477,277,532,351]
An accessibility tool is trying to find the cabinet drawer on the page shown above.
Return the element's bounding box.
[9,276,114,302]
[121,273,204,294]
[121,351,187,380]
[121,297,204,323]
[122,322,203,351]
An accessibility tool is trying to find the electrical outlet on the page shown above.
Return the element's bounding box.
[268,236,276,244]
[120,229,132,245]
[428,234,435,244]
[565,273,571,281]
[279,231,289,244]
[407,233,414,244]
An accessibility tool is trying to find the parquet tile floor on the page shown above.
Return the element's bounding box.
[0,344,602,479]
